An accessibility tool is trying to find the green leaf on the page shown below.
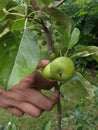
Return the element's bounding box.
[78,11,88,16]
[6,1,18,10]
[11,18,25,31]
[0,9,6,20]
[0,19,13,34]
[0,30,40,89]
[72,46,98,62]
[71,51,94,58]
[0,0,10,9]
[42,7,72,35]
[0,32,20,89]
[75,72,95,99]
[24,0,30,4]
[69,28,80,49]
[41,0,51,6]
[86,46,98,62]
[61,79,88,109]
[42,121,51,130]
[7,29,40,88]
[61,72,95,109]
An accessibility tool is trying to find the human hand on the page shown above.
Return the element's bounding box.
[0,60,59,117]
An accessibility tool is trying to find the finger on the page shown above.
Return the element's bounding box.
[17,71,56,90]
[7,107,24,117]
[8,101,43,117]
[17,102,43,117]
[14,88,59,111]
[0,95,24,117]
[36,60,49,69]
[28,89,59,111]
[1,94,43,117]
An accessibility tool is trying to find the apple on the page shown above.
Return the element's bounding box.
[42,62,52,79]
[50,57,75,81]
[42,56,75,82]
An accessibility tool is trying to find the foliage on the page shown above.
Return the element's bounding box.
[60,0,98,73]
[0,0,98,130]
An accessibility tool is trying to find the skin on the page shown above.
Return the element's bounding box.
[0,60,59,117]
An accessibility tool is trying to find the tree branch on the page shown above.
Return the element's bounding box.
[31,0,40,10]
[40,20,53,54]
[30,0,53,55]
[55,83,63,130]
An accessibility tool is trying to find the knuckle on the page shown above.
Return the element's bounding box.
[45,101,54,111]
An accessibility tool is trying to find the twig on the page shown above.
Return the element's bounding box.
[55,83,62,130]
[40,20,53,54]
[31,0,53,55]
[3,9,25,17]
[31,0,40,10]
[56,0,65,7]
[49,0,65,8]
[24,4,28,30]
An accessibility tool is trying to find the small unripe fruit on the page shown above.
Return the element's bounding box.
[42,63,52,79]
[50,57,75,81]
[42,56,75,82]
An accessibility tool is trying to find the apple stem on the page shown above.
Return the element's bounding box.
[55,83,63,130]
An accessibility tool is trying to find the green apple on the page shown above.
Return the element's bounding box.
[50,57,75,81]
[42,56,75,82]
[42,62,52,79]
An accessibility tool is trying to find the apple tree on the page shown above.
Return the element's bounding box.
[0,0,98,129]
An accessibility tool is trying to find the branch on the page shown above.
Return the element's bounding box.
[31,0,53,55]
[55,83,63,130]
[31,0,40,10]
[3,9,25,17]
[40,20,53,54]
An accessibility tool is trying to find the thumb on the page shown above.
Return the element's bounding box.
[36,60,49,69]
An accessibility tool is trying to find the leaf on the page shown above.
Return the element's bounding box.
[11,18,25,31]
[0,9,6,20]
[0,19,13,34]
[0,32,20,89]
[42,121,51,130]
[75,72,95,99]
[78,11,88,16]
[7,29,40,88]
[86,46,98,62]
[42,7,72,35]
[61,79,88,109]
[6,1,18,10]
[61,72,95,109]
[9,123,17,130]
[0,0,10,9]
[71,46,98,62]
[0,30,40,89]
[71,51,94,58]
[41,0,51,6]
[68,28,80,49]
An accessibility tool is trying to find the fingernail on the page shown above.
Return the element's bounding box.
[41,60,49,65]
